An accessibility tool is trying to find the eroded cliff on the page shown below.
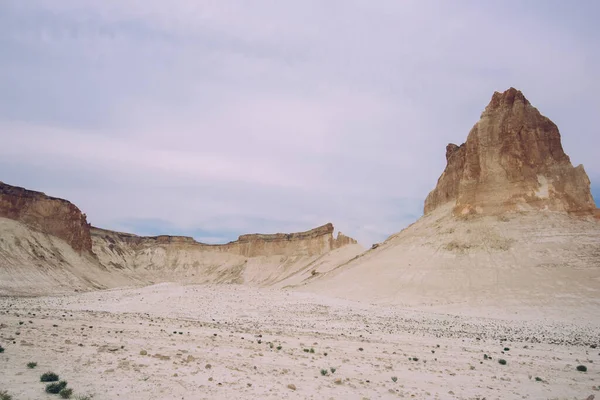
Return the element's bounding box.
[0,180,361,293]
[0,181,92,252]
[424,88,597,216]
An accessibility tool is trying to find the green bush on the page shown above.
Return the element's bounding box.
[391,376,398,383]
[576,365,587,372]
[46,381,68,394]
[59,388,73,398]
[41,372,59,382]
[0,389,13,400]
[0,346,4,353]
[27,362,38,369]
[498,359,507,365]
[330,367,336,374]
[320,369,328,376]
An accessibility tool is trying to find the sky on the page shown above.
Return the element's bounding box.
[1,1,599,246]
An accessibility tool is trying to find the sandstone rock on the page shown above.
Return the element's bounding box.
[91,222,357,259]
[424,88,597,216]
[0,181,92,252]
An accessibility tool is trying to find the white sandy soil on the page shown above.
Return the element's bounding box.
[1,283,599,400]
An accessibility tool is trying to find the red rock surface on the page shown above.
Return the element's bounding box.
[424,88,597,216]
[0,181,93,252]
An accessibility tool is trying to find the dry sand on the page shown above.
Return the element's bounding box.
[1,283,599,400]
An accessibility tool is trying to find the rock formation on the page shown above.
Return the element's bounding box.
[301,88,600,307]
[91,222,356,260]
[0,181,92,252]
[0,180,361,294]
[424,88,597,216]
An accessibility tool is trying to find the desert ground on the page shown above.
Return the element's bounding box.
[1,283,598,400]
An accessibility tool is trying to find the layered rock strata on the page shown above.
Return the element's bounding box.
[424,88,597,216]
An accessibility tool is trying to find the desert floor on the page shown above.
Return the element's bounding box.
[1,283,599,400]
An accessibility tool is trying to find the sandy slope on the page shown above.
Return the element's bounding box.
[300,204,600,312]
[1,283,598,400]
[0,217,364,296]
[0,218,141,296]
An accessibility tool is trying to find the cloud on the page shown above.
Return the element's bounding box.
[1,0,598,245]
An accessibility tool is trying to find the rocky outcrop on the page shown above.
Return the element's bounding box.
[424,88,597,216]
[0,181,92,252]
[91,222,357,259]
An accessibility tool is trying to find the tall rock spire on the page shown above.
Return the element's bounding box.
[424,88,596,216]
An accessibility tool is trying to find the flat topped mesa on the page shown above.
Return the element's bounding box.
[424,88,596,216]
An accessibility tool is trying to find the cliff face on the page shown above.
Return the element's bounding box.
[91,222,357,259]
[0,181,92,252]
[0,180,361,293]
[424,88,597,216]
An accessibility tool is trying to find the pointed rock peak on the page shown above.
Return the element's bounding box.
[484,87,531,114]
[424,88,597,216]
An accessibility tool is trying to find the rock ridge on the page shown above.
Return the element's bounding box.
[91,222,356,258]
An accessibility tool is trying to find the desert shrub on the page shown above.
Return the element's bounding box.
[59,388,73,398]
[0,346,4,353]
[576,365,587,372]
[412,357,419,362]
[46,381,68,394]
[320,369,328,376]
[40,372,59,382]
[27,362,38,369]
[391,376,398,383]
[330,367,336,373]
[276,345,282,350]
[498,359,507,365]
[535,377,543,382]
[0,390,13,400]
[309,348,315,354]
[503,347,510,351]
[303,348,310,353]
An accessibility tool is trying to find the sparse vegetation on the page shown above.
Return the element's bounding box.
[0,346,4,353]
[320,369,328,376]
[59,388,73,398]
[503,347,510,351]
[535,377,543,382]
[412,357,419,362]
[309,348,315,354]
[41,372,60,382]
[498,359,507,365]
[391,376,398,383]
[0,390,13,400]
[330,367,336,374]
[276,345,282,350]
[576,365,587,372]
[27,362,38,369]
[303,348,310,353]
[46,381,68,394]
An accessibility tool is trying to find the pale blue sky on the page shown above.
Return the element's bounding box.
[1,1,598,245]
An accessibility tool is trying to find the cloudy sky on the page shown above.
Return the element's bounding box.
[1,1,599,245]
